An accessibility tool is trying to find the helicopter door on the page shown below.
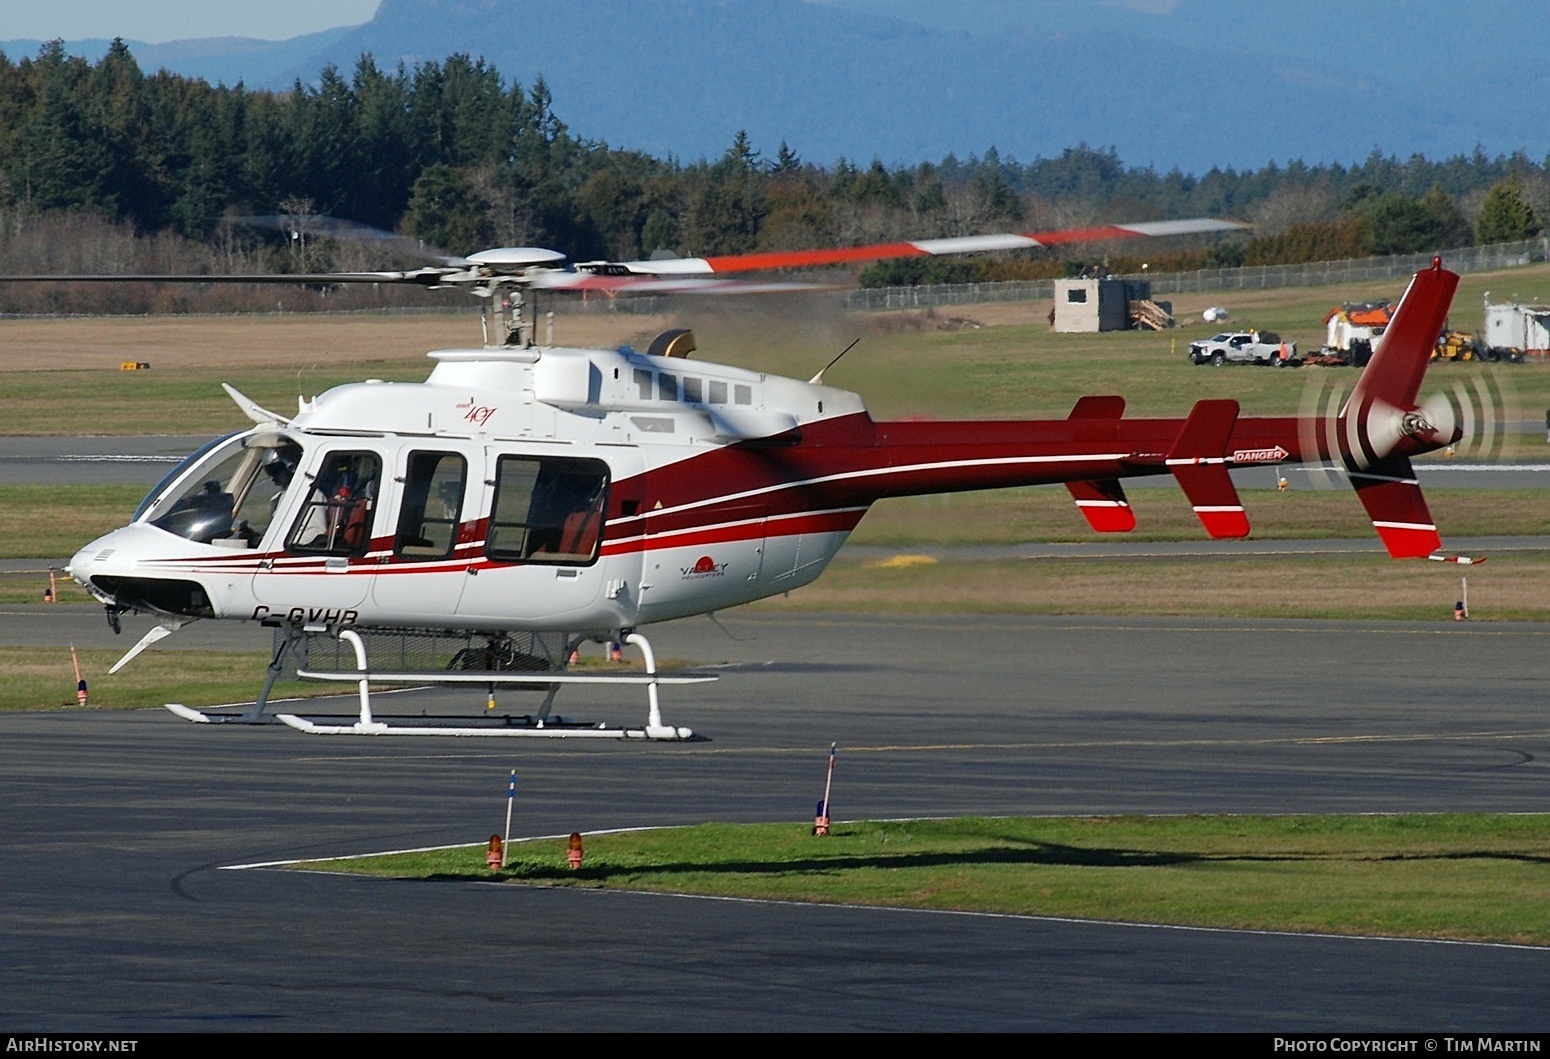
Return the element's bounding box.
[372,449,471,619]
[455,450,618,626]
[251,448,383,620]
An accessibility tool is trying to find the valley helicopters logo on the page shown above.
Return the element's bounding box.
[681,555,729,579]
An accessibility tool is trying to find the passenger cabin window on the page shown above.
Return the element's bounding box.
[394,451,466,560]
[287,451,381,556]
[708,381,728,405]
[658,373,678,401]
[634,369,653,400]
[486,456,609,565]
[734,384,752,405]
[683,377,702,403]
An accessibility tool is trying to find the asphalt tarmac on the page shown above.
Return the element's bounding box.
[3,607,1549,1031]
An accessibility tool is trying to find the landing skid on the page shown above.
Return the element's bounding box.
[163,702,278,725]
[273,713,695,739]
[162,628,709,739]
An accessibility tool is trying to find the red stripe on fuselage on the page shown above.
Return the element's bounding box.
[600,508,867,556]
[602,412,1315,539]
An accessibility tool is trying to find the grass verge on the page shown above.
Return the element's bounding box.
[0,485,146,561]
[0,645,313,711]
[747,550,1550,621]
[301,815,1550,946]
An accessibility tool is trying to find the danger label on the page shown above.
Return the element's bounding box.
[1232,446,1289,464]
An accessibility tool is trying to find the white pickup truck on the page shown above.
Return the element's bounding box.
[1188,330,1298,367]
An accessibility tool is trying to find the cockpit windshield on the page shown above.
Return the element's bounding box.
[140,432,305,547]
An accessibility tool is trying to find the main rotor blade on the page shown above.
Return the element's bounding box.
[527,272,828,294]
[619,217,1249,276]
[0,270,458,285]
[228,215,471,267]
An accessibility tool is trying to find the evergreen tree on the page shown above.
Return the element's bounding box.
[1420,185,1472,249]
[401,164,486,254]
[18,44,118,214]
[1476,177,1542,243]
[1365,192,1444,255]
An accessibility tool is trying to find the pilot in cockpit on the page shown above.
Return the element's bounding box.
[262,450,297,511]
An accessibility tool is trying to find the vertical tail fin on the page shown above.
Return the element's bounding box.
[1167,399,1250,539]
[1338,258,1458,558]
[1065,396,1136,532]
[1343,258,1458,433]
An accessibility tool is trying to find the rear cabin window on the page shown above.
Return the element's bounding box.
[393,451,467,560]
[485,456,610,565]
[287,451,382,557]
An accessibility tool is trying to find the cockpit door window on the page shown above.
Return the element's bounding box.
[286,451,382,557]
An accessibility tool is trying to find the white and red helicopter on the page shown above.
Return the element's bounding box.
[29,219,1466,737]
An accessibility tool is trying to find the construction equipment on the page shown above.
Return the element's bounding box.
[1432,330,1487,362]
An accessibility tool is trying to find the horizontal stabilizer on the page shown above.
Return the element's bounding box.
[1350,457,1441,558]
[1067,394,1126,420]
[1167,399,1250,539]
[1065,479,1136,532]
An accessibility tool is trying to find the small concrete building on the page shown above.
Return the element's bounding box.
[1052,277,1165,332]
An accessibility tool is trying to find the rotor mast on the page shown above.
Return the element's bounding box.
[477,279,532,348]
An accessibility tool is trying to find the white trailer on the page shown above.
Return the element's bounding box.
[1483,302,1550,358]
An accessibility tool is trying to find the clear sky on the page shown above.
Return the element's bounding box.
[0,2,382,43]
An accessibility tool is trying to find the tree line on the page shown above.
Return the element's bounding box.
[0,40,1544,313]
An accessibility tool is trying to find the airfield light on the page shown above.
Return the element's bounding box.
[814,743,837,836]
[70,644,87,707]
[568,832,584,870]
[487,834,504,871]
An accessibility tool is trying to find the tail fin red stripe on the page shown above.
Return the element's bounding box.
[1350,458,1441,558]
[1066,479,1136,532]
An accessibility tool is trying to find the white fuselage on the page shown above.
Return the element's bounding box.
[70,344,870,635]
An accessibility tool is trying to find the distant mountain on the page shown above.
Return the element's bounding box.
[0,25,358,87]
[6,0,1546,172]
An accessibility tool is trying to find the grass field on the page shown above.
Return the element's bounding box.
[302,814,1550,946]
[3,262,1550,436]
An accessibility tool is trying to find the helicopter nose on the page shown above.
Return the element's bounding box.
[67,524,219,619]
[67,535,113,585]
[68,530,129,603]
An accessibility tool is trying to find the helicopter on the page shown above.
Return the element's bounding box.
[23,219,1467,738]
